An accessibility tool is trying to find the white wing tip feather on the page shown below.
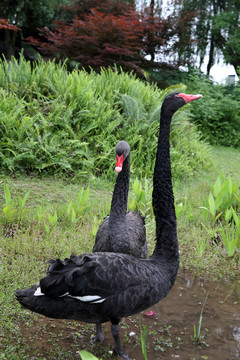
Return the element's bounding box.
[68,294,106,303]
[34,287,106,303]
[34,287,45,296]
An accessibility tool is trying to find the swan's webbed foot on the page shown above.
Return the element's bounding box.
[91,323,104,343]
[113,349,132,360]
[95,323,104,342]
[111,324,131,360]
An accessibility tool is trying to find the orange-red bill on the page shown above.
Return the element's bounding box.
[176,93,203,103]
[115,154,124,173]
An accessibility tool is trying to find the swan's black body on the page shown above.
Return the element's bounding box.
[15,92,202,359]
[93,141,147,343]
[93,141,147,258]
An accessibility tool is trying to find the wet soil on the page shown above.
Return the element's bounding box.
[18,270,240,360]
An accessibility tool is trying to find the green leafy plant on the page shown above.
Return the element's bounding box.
[195,234,209,258]
[129,178,146,213]
[140,322,148,360]
[2,183,17,225]
[78,350,99,360]
[175,202,185,218]
[200,172,239,223]
[225,206,240,226]
[2,183,30,225]
[187,72,240,148]
[67,187,91,224]
[44,211,58,235]
[129,178,153,217]
[16,190,30,223]
[220,222,240,257]
[36,205,43,222]
[0,54,211,180]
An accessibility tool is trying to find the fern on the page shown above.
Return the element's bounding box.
[0,54,211,179]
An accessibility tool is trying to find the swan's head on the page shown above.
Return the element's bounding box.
[163,92,203,114]
[115,140,130,173]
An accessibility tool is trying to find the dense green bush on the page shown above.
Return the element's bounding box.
[186,72,240,148]
[0,55,211,179]
[148,67,192,88]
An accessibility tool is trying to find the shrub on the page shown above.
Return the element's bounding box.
[186,72,240,148]
[0,55,211,179]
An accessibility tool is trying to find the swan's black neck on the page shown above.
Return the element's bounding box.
[152,104,179,268]
[108,155,130,251]
[109,155,129,219]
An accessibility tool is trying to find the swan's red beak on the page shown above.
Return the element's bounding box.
[176,93,203,103]
[115,154,124,173]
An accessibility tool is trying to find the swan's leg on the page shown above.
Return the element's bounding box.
[95,323,104,342]
[91,324,104,343]
[111,324,131,360]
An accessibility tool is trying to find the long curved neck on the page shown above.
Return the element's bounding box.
[107,155,130,252]
[152,105,178,265]
[109,154,130,223]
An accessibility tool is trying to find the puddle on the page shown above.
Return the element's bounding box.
[18,270,240,359]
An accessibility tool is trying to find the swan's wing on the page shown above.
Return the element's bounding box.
[126,212,147,257]
[126,211,146,245]
[39,253,152,303]
[93,212,147,258]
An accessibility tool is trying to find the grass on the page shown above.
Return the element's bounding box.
[211,146,240,180]
[0,145,240,359]
[192,293,208,344]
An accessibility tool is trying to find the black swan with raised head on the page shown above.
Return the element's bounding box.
[93,140,147,258]
[93,140,147,342]
[15,92,202,360]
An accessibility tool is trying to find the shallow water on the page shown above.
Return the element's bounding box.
[18,270,240,360]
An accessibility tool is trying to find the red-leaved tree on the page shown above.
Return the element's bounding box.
[27,8,145,73]
[26,0,197,74]
[0,18,20,32]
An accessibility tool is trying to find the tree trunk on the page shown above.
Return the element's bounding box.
[206,33,215,74]
[4,29,17,60]
[216,32,240,74]
[147,0,155,62]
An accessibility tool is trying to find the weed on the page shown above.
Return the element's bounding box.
[1,183,30,228]
[67,187,91,224]
[194,234,209,257]
[129,178,153,218]
[2,183,17,225]
[192,293,208,344]
[140,322,148,360]
[200,172,239,223]
[175,202,185,219]
[44,211,58,235]
[220,222,240,257]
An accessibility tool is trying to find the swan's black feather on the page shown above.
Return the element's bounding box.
[93,141,147,258]
[16,251,174,323]
[93,211,147,255]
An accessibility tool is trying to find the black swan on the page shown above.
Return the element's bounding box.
[15,92,202,360]
[92,140,147,342]
[93,140,147,258]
